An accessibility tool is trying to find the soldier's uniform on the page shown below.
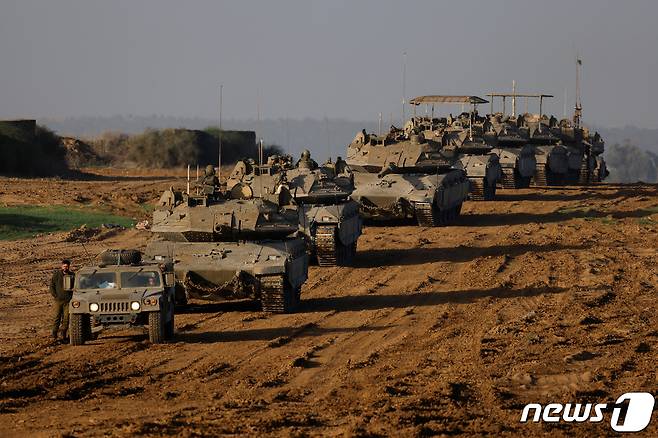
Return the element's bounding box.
[49,268,73,340]
[196,165,220,195]
[297,149,318,170]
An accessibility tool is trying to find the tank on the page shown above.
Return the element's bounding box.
[145,177,308,313]
[555,121,609,184]
[407,95,503,200]
[346,127,470,226]
[486,113,536,188]
[523,113,570,185]
[226,153,362,266]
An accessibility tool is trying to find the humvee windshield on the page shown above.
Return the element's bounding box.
[78,272,117,289]
[121,271,161,288]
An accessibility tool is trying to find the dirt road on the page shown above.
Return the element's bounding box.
[0,174,657,436]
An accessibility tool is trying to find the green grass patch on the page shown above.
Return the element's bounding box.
[139,202,155,214]
[0,205,133,240]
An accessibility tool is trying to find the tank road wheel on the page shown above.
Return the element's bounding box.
[260,275,297,314]
[69,314,90,346]
[148,311,165,344]
[531,164,547,186]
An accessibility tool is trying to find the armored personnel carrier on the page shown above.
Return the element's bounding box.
[346,125,470,226]
[406,95,502,200]
[69,249,176,345]
[145,169,308,313]
[227,153,362,266]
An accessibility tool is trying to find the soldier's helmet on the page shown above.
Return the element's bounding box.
[205,164,215,175]
[301,149,311,160]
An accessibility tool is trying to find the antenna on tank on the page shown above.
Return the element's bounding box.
[218,84,223,181]
[574,55,583,128]
[186,164,190,194]
[511,80,516,117]
[401,50,407,125]
[324,116,330,162]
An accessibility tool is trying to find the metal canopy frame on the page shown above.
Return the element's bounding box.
[486,92,554,117]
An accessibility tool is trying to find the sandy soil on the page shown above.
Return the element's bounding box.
[0,172,656,437]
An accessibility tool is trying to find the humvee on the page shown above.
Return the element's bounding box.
[68,249,176,345]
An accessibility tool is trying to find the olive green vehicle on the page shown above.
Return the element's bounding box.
[227,153,362,266]
[68,249,176,345]
[407,95,503,200]
[145,173,308,313]
[346,127,470,226]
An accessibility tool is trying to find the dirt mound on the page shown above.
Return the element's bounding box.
[60,137,105,168]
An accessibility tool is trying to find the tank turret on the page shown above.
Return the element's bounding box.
[227,152,362,266]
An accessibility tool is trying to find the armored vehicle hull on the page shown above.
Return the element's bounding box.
[145,238,308,313]
[298,201,361,266]
[456,153,502,200]
[351,169,469,226]
[531,144,569,186]
[492,145,536,189]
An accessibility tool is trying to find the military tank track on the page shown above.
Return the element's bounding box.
[469,178,496,201]
[499,168,531,189]
[578,159,591,185]
[531,164,548,186]
[260,274,299,313]
[414,202,461,227]
[499,169,517,189]
[315,224,354,267]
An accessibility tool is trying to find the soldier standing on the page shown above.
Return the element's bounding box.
[49,259,74,342]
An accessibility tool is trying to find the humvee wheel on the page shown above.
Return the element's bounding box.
[70,314,90,346]
[260,275,297,313]
[148,311,165,344]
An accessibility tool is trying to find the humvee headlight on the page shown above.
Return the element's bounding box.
[71,300,80,309]
[130,301,141,311]
[143,297,158,306]
[89,303,99,312]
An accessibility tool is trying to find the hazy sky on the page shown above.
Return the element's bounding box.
[1,0,657,128]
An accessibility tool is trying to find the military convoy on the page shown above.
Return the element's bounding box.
[68,249,176,345]
[145,165,308,313]
[63,77,609,345]
[226,152,362,266]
